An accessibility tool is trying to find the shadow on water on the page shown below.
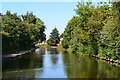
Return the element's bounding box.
[2,48,120,78]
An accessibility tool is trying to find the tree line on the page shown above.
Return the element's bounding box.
[61,2,120,60]
[1,11,46,54]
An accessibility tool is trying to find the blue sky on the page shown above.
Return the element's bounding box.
[2,2,78,38]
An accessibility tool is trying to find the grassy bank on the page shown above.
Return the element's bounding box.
[35,44,50,48]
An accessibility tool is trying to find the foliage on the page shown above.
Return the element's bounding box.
[62,1,120,60]
[1,11,46,54]
[47,28,60,46]
[62,16,81,48]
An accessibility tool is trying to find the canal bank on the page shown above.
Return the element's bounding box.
[2,48,36,58]
[2,48,36,65]
[92,55,120,67]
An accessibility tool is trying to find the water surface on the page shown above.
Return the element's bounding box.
[2,48,120,78]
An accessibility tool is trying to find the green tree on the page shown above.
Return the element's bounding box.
[98,1,120,59]
[62,16,81,49]
[62,1,120,60]
[1,11,46,54]
[47,28,60,46]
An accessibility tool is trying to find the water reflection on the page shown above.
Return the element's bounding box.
[35,48,46,55]
[2,51,44,78]
[2,52,43,71]
[50,48,59,65]
[36,48,66,78]
[62,53,120,78]
[2,48,120,78]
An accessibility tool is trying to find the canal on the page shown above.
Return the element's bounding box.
[2,48,120,78]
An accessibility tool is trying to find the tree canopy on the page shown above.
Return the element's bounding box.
[47,28,60,46]
[1,11,46,54]
[61,1,120,60]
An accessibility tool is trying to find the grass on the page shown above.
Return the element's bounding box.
[35,44,50,48]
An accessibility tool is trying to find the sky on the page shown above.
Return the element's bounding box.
[1,0,112,2]
[2,2,78,38]
[1,0,112,38]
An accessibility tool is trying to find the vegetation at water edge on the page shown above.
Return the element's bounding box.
[61,2,120,61]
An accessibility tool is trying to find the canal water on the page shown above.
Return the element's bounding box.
[2,48,120,78]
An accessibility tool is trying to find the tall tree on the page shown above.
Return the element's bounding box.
[47,28,60,46]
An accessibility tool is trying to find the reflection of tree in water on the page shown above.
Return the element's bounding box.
[51,55,58,65]
[50,48,59,65]
[49,48,59,54]
[62,53,99,78]
[62,52,120,78]
[62,52,71,77]
[2,51,43,71]
[35,48,46,55]
[2,51,44,78]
